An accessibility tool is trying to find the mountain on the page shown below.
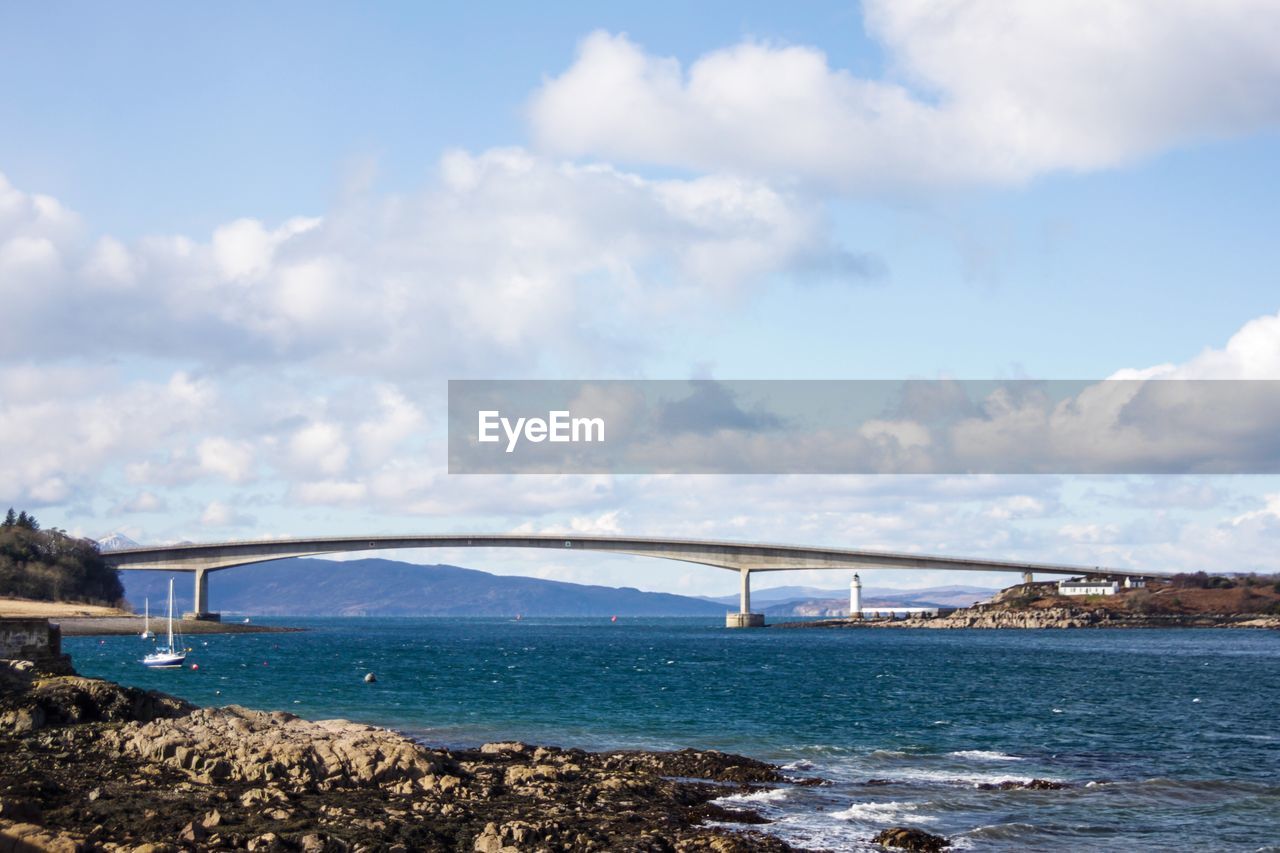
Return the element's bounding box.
[703,583,999,612]
[119,557,731,617]
[97,532,141,552]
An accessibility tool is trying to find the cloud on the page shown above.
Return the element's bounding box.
[529,4,1280,189]
[1111,308,1280,381]
[200,500,254,528]
[197,437,256,483]
[0,152,865,372]
[0,366,220,506]
[112,491,166,514]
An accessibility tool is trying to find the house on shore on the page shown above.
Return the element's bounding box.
[1058,574,1148,596]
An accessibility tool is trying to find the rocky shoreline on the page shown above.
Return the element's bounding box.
[776,607,1280,630]
[0,658,818,851]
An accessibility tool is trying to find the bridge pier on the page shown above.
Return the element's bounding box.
[182,568,221,622]
[725,567,765,628]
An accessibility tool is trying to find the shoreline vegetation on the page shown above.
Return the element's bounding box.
[0,656,821,852]
[0,510,124,610]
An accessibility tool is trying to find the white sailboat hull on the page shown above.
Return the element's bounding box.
[141,651,186,668]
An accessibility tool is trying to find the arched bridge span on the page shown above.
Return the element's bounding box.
[102,534,1150,627]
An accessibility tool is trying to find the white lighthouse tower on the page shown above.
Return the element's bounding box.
[849,573,863,619]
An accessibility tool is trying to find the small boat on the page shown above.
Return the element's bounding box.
[140,598,154,639]
[141,579,187,669]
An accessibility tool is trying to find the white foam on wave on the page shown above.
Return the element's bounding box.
[832,800,939,825]
[949,750,1024,762]
[891,767,1040,787]
[715,787,791,805]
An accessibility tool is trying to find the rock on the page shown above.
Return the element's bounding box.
[177,820,206,843]
[0,796,41,821]
[0,674,193,734]
[480,741,531,755]
[872,826,950,851]
[201,808,224,828]
[976,778,1067,790]
[101,704,459,792]
[247,831,282,851]
[240,787,272,806]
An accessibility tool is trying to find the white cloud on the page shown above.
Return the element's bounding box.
[530,4,1280,189]
[1112,308,1280,380]
[200,500,254,528]
[0,150,859,369]
[288,422,350,477]
[197,437,256,483]
[114,491,165,514]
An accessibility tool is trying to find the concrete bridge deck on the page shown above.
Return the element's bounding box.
[103,534,1152,627]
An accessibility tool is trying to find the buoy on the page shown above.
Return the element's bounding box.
[364,672,377,683]
[191,663,199,671]
[610,615,617,623]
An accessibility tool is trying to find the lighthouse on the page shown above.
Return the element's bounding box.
[849,573,863,619]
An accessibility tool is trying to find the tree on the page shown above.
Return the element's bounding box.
[15,511,38,531]
[1,508,14,528]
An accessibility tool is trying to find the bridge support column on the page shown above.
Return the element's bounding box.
[726,567,765,628]
[183,568,221,622]
[1022,571,1034,585]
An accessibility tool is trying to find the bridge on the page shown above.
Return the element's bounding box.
[102,534,1151,627]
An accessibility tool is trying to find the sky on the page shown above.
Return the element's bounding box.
[3,0,1280,598]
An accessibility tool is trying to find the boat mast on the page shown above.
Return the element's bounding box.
[166,578,175,650]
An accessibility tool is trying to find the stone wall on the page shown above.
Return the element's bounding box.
[0,618,70,673]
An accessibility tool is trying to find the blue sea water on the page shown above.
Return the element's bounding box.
[67,619,1280,851]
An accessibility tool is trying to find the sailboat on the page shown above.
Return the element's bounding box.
[141,579,187,668]
[140,598,153,639]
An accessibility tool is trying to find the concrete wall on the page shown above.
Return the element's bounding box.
[0,618,61,659]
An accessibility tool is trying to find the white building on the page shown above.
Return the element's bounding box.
[1123,577,1146,588]
[849,573,862,618]
[1058,578,1119,596]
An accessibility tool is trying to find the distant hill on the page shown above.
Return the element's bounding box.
[703,583,998,616]
[120,557,730,617]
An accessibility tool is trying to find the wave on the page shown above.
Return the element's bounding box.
[949,750,1025,762]
[715,787,791,805]
[957,821,1040,841]
[832,800,938,825]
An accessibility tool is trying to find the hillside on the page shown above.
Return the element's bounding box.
[0,510,123,606]
[991,574,1280,616]
[120,557,731,617]
[702,583,997,617]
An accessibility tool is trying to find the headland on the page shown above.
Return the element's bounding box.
[778,574,1280,630]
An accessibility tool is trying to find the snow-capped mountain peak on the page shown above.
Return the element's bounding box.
[97,532,141,551]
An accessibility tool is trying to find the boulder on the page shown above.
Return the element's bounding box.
[872,826,950,851]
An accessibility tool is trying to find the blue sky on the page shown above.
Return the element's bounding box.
[3,1,1280,596]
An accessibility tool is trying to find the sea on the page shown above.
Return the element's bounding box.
[67,619,1280,851]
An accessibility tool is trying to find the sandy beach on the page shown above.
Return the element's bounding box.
[0,598,299,635]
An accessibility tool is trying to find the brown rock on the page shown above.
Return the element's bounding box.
[871,826,950,851]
